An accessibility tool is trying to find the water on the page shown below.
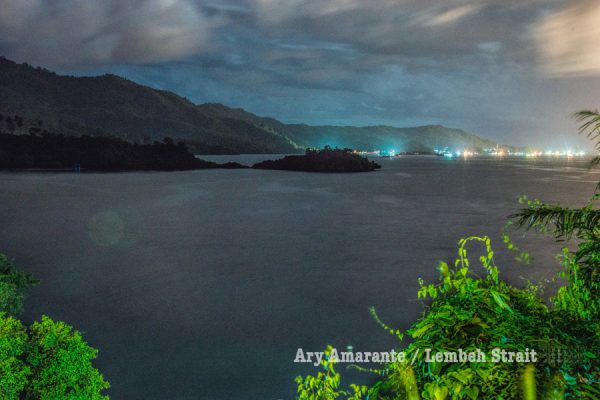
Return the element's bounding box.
[0,156,597,399]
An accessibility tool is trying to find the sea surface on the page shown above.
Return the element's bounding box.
[0,156,598,399]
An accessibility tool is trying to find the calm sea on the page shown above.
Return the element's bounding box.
[0,156,597,399]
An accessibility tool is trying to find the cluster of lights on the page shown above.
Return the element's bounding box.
[525,152,543,157]
[356,148,588,158]
[488,150,587,157]
[358,149,399,157]
[543,150,587,157]
[434,149,477,158]
[354,150,380,156]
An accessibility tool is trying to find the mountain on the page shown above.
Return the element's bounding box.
[282,124,500,153]
[0,58,298,154]
[194,103,501,153]
[0,57,504,154]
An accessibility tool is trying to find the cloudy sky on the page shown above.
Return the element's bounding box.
[1,0,600,149]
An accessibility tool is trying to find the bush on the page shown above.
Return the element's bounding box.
[0,314,28,399]
[0,255,110,399]
[371,236,598,399]
[26,316,110,400]
[0,254,37,317]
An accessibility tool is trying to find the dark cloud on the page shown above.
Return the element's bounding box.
[0,0,214,67]
[1,0,599,149]
[247,1,557,61]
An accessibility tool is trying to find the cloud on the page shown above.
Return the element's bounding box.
[423,4,482,27]
[245,0,559,64]
[533,0,600,77]
[253,0,368,21]
[0,0,597,149]
[0,0,213,67]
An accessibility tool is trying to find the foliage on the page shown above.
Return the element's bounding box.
[25,316,110,400]
[0,255,110,399]
[373,237,598,399]
[253,147,381,172]
[0,314,29,399]
[0,254,38,317]
[0,130,250,171]
[573,110,600,169]
[511,194,600,320]
[295,346,368,400]
[501,222,532,264]
[512,196,599,240]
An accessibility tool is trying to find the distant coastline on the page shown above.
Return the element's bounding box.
[0,132,247,172]
[0,57,514,155]
[0,130,380,173]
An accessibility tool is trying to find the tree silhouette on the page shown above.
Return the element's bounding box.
[5,117,15,133]
[15,116,23,134]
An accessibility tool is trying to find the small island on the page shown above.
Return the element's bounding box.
[0,132,247,171]
[252,147,381,172]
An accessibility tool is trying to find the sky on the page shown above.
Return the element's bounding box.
[1,0,600,149]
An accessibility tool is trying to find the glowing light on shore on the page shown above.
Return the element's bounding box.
[355,147,586,159]
[488,148,586,158]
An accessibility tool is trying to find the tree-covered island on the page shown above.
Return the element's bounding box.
[252,147,381,173]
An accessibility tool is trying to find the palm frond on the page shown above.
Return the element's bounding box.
[573,110,600,151]
[510,205,600,239]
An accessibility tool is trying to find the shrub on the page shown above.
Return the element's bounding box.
[0,254,37,317]
[296,346,368,400]
[26,316,110,400]
[0,256,110,399]
[0,314,29,399]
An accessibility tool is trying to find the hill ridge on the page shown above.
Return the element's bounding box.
[0,57,503,154]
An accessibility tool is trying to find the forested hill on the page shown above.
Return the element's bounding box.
[0,57,299,154]
[282,124,500,154]
[0,57,505,154]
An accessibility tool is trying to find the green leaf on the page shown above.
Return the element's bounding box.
[490,290,513,314]
[463,386,479,400]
